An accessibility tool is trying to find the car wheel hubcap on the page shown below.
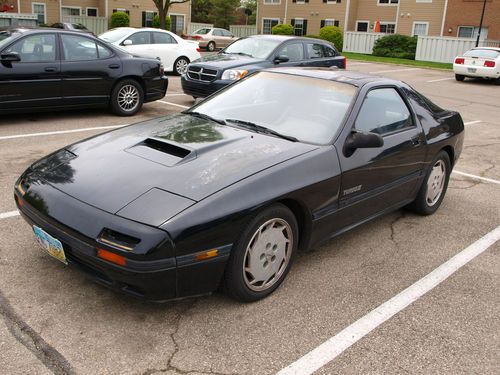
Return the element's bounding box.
[118,85,139,112]
[176,59,188,74]
[243,218,293,292]
[426,160,446,206]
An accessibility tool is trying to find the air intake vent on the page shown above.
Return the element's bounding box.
[98,228,141,252]
[126,138,193,167]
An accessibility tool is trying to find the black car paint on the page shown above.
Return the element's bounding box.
[14,69,464,301]
[0,29,167,113]
[181,35,346,98]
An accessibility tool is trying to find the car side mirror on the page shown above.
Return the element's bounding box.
[343,130,384,157]
[122,39,133,46]
[1,52,21,63]
[273,55,289,64]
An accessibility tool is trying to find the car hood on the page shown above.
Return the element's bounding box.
[31,114,317,223]
[192,53,266,70]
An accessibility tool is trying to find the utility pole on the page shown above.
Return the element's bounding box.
[475,0,487,47]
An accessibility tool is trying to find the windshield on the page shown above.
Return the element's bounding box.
[222,37,281,59]
[99,28,131,43]
[192,71,356,144]
[194,28,211,35]
[0,31,20,50]
[463,49,500,59]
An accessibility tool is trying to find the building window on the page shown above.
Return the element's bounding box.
[292,19,308,36]
[458,26,488,40]
[113,8,130,15]
[264,0,280,4]
[412,22,428,36]
[142,11,156,27]
[86,8,98,17]
[356,21,369,32]
[380,23,396,34]
[322,19,339,27]
[322,0,342,3]
[32,3,46,24]
[416,0,432,2]
[170,14,185,34]
[262,18,280,34]
[378,0,398,4]
[295,0,306,4]
[62,7,81,17]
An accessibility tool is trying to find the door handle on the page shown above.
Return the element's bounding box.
[44,67,58,72]
[411,136,421,146]
[108,64,120,69]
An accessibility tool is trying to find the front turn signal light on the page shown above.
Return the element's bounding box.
[195,249,219,261]
[97,248,127,266]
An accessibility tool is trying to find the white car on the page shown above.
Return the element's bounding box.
[453,47,500,84]
[99,27,201,75]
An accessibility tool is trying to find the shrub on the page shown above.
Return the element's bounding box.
[153,14,171,30]
[305,34,320,39]
[110,12,130,28]
[319,26,343,52]
[372,34,417,60]
[272,24,293,35]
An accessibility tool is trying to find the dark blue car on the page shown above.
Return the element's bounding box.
[181,34,346,98]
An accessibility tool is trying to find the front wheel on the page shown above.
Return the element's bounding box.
[174,57,189,75]
[223,204,298,302]
[110,79,144,116]
[455,74,465,82]
[407,151,451,215]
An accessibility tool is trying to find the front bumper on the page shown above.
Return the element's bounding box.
[181,75,230,98]
[453,64,500,79]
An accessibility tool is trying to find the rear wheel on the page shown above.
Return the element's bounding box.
[407,151,451,215]
[455,74,465,82]
[223,204,298,302]
[174,56,189,75]
[207,41,216,52]
[110,79,144,116]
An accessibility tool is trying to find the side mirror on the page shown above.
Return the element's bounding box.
[273,55,289,64]
[122,39,133,46]
[343,130,384,157]
[1,52,21,63]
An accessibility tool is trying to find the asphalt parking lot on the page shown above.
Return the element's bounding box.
[0,62,499,375]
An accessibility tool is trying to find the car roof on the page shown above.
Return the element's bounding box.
[266,67,401,87]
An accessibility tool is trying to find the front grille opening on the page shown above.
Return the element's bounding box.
[142,138,191,158]
[99,228,141,252]
[187,66,218,82]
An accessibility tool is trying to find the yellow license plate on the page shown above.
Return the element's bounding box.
[33,225,67,265]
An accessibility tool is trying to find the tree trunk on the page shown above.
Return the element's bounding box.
[158,7,166,30]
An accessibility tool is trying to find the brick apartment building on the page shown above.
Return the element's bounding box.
[4,0,191,34]
[257,0,500,40]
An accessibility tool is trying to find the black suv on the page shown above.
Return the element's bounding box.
[181,35,346,98]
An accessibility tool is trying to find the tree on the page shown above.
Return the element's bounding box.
[210,0,240,29]
[191,0,212,23]
[241,0,256,25]
[152,0,190,30]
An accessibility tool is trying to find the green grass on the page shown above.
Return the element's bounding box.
[343,52,453,70]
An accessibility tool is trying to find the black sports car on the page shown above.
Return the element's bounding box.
[0,28,167,116]
[181,35,346,98]
[14,68,464,302]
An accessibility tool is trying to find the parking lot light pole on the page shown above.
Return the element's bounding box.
[475,0,487,47]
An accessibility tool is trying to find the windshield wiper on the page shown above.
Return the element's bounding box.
[187,111,226,125]
[225,119,298,142]
[226,52,253,58]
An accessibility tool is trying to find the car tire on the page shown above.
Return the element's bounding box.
[223,204,298,302]
[174,56,189,76]
[495,77,500,85]
[407,150,451,216]
[207,41,216,52]
[110,79,144,116]
[455,74,465,82]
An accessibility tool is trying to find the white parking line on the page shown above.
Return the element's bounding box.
[166,93,189,97]
[277,225,500,375]
[369,68,421,74]
[463,120,482,126]
[0,125,127,141]
[0,210,19,220]
[348,62,370,66]
[427,77,455,83]
[452,170,500,185]
[158,100,190,109]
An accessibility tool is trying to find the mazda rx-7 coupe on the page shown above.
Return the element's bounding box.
[14,68,464,302]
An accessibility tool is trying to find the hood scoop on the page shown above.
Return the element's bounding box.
[125,138,194,167]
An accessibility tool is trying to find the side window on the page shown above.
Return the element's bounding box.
[126,32,151,45]
[213,29,223,36]
[278,43,304,62]
[222,30,232,37]
[153,32,176,44]
[306,43,325,59]
[322,45,337,57]
[61,35,101,61]
[97,44,113,58]
[355,88,414,135]
[5,34,56,62]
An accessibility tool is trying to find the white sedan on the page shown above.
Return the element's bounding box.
[99,27,201,75]
[453,47,500,84]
